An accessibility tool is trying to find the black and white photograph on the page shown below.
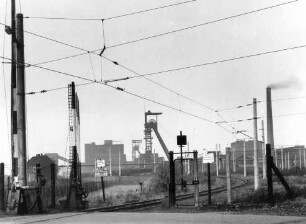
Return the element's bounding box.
[0,0,305,223]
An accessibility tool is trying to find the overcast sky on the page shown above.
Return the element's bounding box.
[0,0,305,173]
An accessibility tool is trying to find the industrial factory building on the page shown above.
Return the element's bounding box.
[27,153,69,183]
[231,140,264,166]
[85,140,127,168]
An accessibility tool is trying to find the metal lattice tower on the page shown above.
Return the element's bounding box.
[144,127,153,154]
[132,140,142,161]
[68,82,81,182]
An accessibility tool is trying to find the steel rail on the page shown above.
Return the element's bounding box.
[80,177,248,212]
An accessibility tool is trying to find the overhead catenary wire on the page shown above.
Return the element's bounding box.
[0,55,222,128]
[24,81,95,95]
[88,53,97,81]
[23,0,198,21]
[2,21,303,138]
[0,0,302,139]
[104,0,299,49]
[129,45,306,79]
[216,96,305,112]
[13,0,300,67]
[216,112,306,124]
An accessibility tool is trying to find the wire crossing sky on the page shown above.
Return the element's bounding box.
[0,0,305,168]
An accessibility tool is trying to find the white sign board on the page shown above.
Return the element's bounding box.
[203,151,214,163]
[95,159,108,177]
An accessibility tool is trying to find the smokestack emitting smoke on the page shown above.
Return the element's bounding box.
[266,87,275,152]
[268,76,302,90]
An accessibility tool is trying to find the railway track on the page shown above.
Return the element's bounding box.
[81,176,248,212]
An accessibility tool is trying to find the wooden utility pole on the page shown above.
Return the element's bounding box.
[253,98,259,190]
[207,163,211,205]
[266,144,273,202]
[243,140,247,177]
[216,144,219,177]
[50,163,56,208]
[101,176,105,202]
[16,13,27,186]
[226,147,231,204]
[169,151,175,207]
[193,151,199,207]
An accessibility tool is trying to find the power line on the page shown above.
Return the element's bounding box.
[24,81,95,95]
[216,112,305,124]
[1,55,222,128]
[216,96,305,112]
[14,0,300,67]
[130,45,306,78]
[3,22,300,137]
[32,52,88,66]
[23,0,198,21]
[1,20,219,118]
[105,0,299,49]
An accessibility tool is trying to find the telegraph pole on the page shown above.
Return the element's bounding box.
[261,120,266,179]
[16,13,27,186]
[253,98,259,190]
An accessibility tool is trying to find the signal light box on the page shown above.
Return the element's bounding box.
[177,135,187,146]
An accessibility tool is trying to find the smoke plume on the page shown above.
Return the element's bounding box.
[268,76,302,90]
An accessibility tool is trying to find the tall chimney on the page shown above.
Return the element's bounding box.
[266,87,275,153]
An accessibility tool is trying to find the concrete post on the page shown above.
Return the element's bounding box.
[16,13,27,186]
[266,88,275,161]
[300,148,302,170]
[304,147,306,169]
[275,149,278,167]
[50,163,56,208]
[281,147,284,170]
[109,147,112,176]
[253,98,259,190]
[288,152,290,169]
[153,149,156,174]
[119,150,121,176]
[232,147,236,173]
[11,0,17,182]
[284,150,287,169]
[0,163,4,211]
[261,120,266,179]
[226,147,231,204]
[193,151,199,208]
[216,144,219,177]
